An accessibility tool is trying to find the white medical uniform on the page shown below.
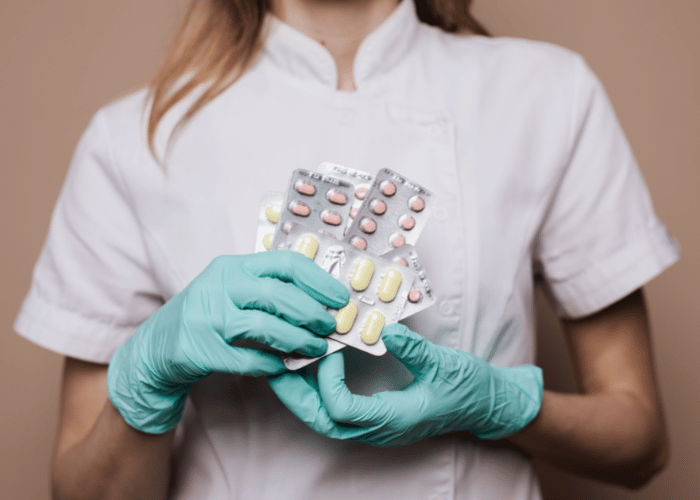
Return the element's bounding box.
[15,1,679,498]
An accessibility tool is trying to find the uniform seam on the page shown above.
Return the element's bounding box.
[531,52,583,268]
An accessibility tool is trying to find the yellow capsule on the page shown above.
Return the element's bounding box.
[262,233,273,250]
[265,204,281,223]
[350,258,375,292]
[360,311,385,345]
[335,302,358,334]
[377,269,402,302]
[296,235,319,260]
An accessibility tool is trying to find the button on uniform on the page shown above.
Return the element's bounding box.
[433,205,449,221]
[427,124,442,137]
[439,300,455,316]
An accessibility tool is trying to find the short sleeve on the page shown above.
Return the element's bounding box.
[14,110,163,362]
[535,55,680,319]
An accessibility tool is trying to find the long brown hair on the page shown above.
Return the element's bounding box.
[147,0,489,159]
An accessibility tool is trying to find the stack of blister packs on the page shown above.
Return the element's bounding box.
[255,163,436,370]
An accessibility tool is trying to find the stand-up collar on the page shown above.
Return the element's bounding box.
[263,0,419,89]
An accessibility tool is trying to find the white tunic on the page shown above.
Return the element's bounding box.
[15,1,679,498]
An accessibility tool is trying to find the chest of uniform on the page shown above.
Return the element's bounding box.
[139,92,479,353]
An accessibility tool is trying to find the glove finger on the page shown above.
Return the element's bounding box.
[229,277,338,336]
[202,337,288,376]
[225,309,329,357]
[267,370,367,440]
[245,251,349,309]
[317,352,387,426]
[297,367,320,392]
[381,324,437,379]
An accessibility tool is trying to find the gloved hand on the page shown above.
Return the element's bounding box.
[268,323,543,446]
[108,251,349,434]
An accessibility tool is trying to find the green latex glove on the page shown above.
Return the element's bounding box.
[268,323,543,446]
[108,251,349,434]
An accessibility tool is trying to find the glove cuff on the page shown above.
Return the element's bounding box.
[107,341,188,434]
[473,364,544,440]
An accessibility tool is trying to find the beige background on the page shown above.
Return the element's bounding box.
[1,0,698,498]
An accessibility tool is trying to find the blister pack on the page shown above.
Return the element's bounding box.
[382,245,437,318]
[282,337,347,371]
[254,192,283,253]
[343,168,434,255]
[316,162,374,227]
[256,164,438,370]
[271,170,354,249]
[276,224,419,358]
[281,241,438,370]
